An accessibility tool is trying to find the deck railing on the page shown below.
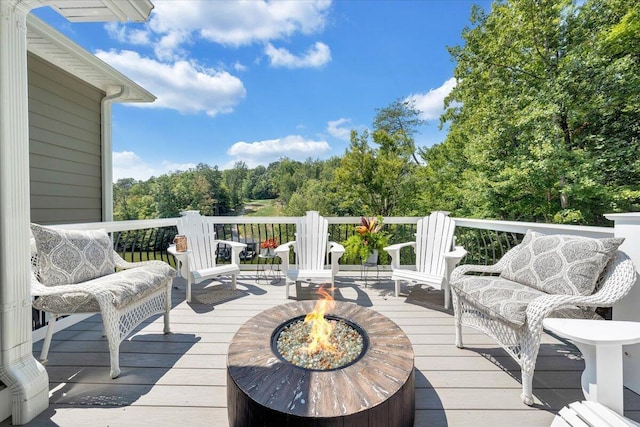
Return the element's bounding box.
[34,215,612,331]
[50,215,614,269]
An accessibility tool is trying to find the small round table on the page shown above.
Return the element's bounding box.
[544,318,640,415]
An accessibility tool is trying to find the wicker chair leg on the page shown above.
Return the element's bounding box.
[108,343,121,379]
[521,370,534,405]
[453,295,464,348]
[232,273,237,290]
[40,315,58,361]
[104,316,121,379]
[394,280,401,297]
[163,280,172,334]
[444,284,451,310]
[99,305,122,379]
[186,276,193,303]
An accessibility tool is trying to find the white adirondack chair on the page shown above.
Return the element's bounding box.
[172,211,246,303]
[275,211,345,299]
[383,211,466,307]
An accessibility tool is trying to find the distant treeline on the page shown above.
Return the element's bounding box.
[114,0,640,225]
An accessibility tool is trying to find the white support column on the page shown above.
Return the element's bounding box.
[605,213,640,395]
[0,1,50,424]
[101,85,128,222]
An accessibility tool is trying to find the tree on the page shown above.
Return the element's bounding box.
[242,165,275,200]
[432,0,640,224]
[223,161,248,211]
[334,129,417,216]
[373,98,426,164]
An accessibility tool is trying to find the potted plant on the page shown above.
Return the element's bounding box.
[260,238,278,256]
[343,216,389,265]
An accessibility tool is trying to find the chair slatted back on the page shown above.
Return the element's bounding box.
[295,211,328,270]
[176,211,217,271]
[415,211,456,276]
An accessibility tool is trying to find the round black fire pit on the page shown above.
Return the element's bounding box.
[227,301,415,427]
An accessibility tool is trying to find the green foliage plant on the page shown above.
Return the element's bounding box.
[342,217,389,264]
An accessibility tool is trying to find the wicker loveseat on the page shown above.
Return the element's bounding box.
[30,224,176,379]
[450,230,637,405]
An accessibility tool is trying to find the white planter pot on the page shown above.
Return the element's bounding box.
[364,249,378,265]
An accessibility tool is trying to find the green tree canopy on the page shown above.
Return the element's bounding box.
[422,0,640,224]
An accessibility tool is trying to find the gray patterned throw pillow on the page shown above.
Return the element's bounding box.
[500,230,624,296]
[31,224,116,286]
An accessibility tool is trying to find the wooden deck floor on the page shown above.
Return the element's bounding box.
[5,273,640,426]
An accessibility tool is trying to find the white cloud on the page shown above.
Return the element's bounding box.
[150,0,331,48]
[154,30,191,61]
[406,77,457,121]
[105,22,150,46]
[105,1,332,60]
[227,135,331,167]
[113,151,195,181]
[265,42,331,69]
[327,118,352,140]
[95,49,246,117]
[233,61,247,72]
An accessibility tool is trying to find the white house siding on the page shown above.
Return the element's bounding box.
[27,52,104,224]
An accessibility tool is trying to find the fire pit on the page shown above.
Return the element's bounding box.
[227,298,415,426]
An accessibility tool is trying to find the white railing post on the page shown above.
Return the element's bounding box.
[605,213,640,394]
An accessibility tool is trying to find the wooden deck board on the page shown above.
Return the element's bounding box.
[5,273,640,426]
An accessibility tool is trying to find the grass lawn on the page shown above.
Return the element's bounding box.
[243,199,284,216]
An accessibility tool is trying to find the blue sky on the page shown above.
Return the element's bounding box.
[34,0,491,181]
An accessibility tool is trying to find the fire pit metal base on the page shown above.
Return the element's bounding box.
[227,301,415,427]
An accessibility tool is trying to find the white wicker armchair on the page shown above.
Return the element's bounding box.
[450,235,636,406]
[30,228,176,379]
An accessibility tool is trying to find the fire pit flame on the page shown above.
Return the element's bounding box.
[302,286,336,354]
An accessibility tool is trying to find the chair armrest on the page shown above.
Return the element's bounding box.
[113,251,173,271]
[329,242,345,276]
[444,246,467,264]
[216,240,247,266]
[329,241,345,258]
[444,246,468,283]
[450,263,503,282]
[216,240,246,249]
[525,293,607,333]
[383,242,415,270]
[384,242,415,252]
[275,241,295,273]
[450,242,525,282]
[275,241,295,257]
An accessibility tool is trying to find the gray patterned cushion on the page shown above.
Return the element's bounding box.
[500,231,624,296]
[31,224,115,286]
[32,263,174,312]
[451,275,603,327]
[451,276,547,326]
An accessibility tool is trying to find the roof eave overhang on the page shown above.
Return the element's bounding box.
[26,14,155,103]
[29,0,154,23]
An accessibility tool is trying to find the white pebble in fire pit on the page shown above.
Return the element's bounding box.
[276,318,364,370]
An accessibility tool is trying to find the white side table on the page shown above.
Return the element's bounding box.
[167,245,192,301]
[544,318,640,415]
